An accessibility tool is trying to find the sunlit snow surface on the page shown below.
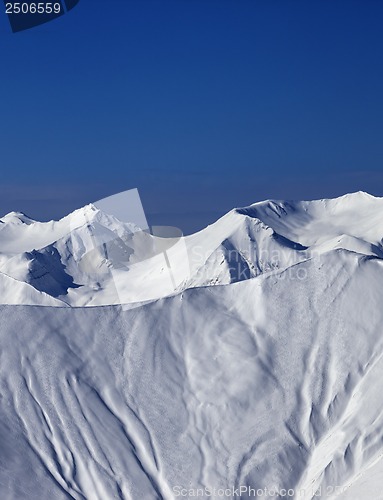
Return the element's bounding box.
[0,192,383,499]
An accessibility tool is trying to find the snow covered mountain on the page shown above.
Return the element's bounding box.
[1,191,382,307]
[0,192,383,499]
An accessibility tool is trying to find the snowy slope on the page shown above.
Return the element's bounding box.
[0,270,69,306]
[239,191,383,249]
[1,191,382,307]
[1,250,383,498]
[1,192,383,499]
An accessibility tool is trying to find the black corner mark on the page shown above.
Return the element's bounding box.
[64,0,79,11]
[4,0,80,33]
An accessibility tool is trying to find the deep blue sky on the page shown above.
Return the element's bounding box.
[1,0,383,233]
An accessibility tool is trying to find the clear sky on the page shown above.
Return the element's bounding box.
[0,0,383,233]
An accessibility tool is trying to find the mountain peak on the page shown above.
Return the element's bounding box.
[338,190,378,200]
[0,211,35,225]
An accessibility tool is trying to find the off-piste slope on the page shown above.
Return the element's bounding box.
[0,270,68,306]
[239,191,383,250]
[0,191,382,306]
[0,247,383,498]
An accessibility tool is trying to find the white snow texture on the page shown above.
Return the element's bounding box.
[0,191,382,499]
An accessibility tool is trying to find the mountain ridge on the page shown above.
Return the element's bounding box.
[0,192,382,307]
